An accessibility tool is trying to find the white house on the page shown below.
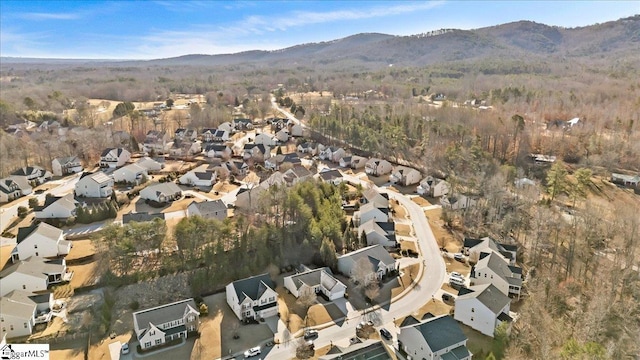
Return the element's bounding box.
[234,172,285,210]
[283,165,313,186]
[365,159,392,176]
[254,133,278,147]
[10,166,51,185]
[0,291,53,339]
[337,245,397,282]
[34,193,78,220]
[112,164,148,184]
[317,169,344,185]
[142,130,171,154]
[288,123,303,137]
[350,156,368,169]
[218,122,233,133]
[226,273,279,321]
[174,128,197,141]
[339,156,353,168]
[204,144,232,159]
[243,144,271,163]
[0,178,22,203]
[361,188,390,209]
[275,128,290,143]
[51,156,83,177]
[463,237,517,265]
[454,283,512,338]
[0,257,70,297]
[441,194,476,210]
[266,153,301,171]
[354,202,390,226]
[186,200,227,221]
[389,166,421,186]
[139,183,182,203]
[75,172,113,198]
[358,219,397,248]
[12,222,70,262]
[169,140,201,157]
[6,176,33,197]
[417,177,450,197]
[471,252,523,298]
[397,315,472,360]
[100,148,131,168]
[283,267,346,300]
[297,142,322,155]
[133,298,200,350]
[136,157,164,172]
[179,170,216,187]
[320,147,346,163]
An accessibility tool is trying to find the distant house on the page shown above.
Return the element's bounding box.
[218,122,233,133]
[0,257,71,297]
[254,133,278,147]
[136,157,164,173]
[11,222,70,262]
[514,177,536,188]
[339,156,353,168]
[283,267,346,300]
[139,183,182,203]
[317,169,344,185]
[611,173,640,188]
[440,194,476,210]
[463,237,517,265]
[212,129,230,142]
[417,177,450,197]
[133,298,200,351]
[354,202,390,227]
[530,153,556,165]
[38,120,61,132]
[0,290,54,339]
[358,219,397,248]
[10,166,51,186]
[397,315,471,360]
[201,129,217,142]
[319,147,346,163]
[174,128,197,141]
[350,156,367,169]
[361,188,389,209]
[288,123,303,137]
[389,166,421,186]
[283,165,313,186]
[233,118,253,130]
[204,144,232,159]
[297,142,322,155]
[235,172,285,210]
[169,140,201,157]
[112,164,148,184]
[34,193,78,220]
[266,153,301,171]
[186,200,227,221]
[243,144,270,163]
[454,283,512,337]
[100,148,131,168]
[226,273,278,321]
[365,159,392,176]
[51,156,83,176]
[337,245,397,282]
[75,172,113,198]
[6,176,33,197]
[275,128,290,143]
[470,252,522,298]
[0,178,22,203]
[142,130,171,154]
[179,170,216,187]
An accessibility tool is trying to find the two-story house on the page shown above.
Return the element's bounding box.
[254,133,278,147]
[389,166,421,186]
[75,172,114,198]
[353,202,390,227]
[204,144,232,159]
[397,315,472,360]
[283,267,346,301]
[365,159,392,176]
[454,284,512,337]
[0,257,71,297]
[100,148,131,168]
[319,147,346,163]
[34,193,78,221]
[0,290,53,339]
[226,273,279,321]
[10,166,51,186]
[471,252,522,299]
[243,144,271,163]
[139,183,182,203]
[142,130,171,154]
[0,178,22,203]
[358,219,397,248]
[51,156,83,177]
[417,177,450,197]
[112,164,148,184]
[133,298,200,350]
[463,237,517,265]
[11,222,70,262]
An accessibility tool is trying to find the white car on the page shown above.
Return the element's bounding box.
[450,271,464,279]
[121,343,130,355]
[244,346,261,358]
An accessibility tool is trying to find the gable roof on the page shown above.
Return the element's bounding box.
[122,212,165,224]
[101,148,127,158]
[402,315,467,353]
[11,166,44,177]
[79,171,112,185]
[338,244,395,267]
[188,200,227,217]
[475,252,522,287]
[318,169,343,182]
[0,178,19,194]
[0,290,36,320]
[205,144,230,152]
[17,222,63,244]
[400,315,421,327]
[0,257,65,279]
[133,298,198,332]
[455,283,510,314]
[54,156,80,166]
[288,267,341,292]
[229,273,275,304]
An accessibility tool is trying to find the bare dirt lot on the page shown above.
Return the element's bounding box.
[412,196,431,207]
[425,207,461,252]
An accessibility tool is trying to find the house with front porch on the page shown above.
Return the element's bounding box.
[139,183,182,203]
[454,283,512,338]
[254,133,278,147]
[284,267,346,300]
[471,252,522,298]
[226,273,279,321]
[0,257,71,297]
[337,245,397,282]
[51,156,83,177]
[133,298,200,350]
[0,178,22,203]
[10,166,52,186]
[100,148,131,168]
[12,222,70,262]
[75,172,114,198]
[0,291,54,339]
[397,315,471,360]
[365,159,392,176]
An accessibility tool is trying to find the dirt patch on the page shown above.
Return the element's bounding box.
[0,245,15,270]
[441,283,460,295]
[399,239,417,253]
[69,261,101,289]
[396,224,411,237]
[415,299,453,319]
[391,200,407,219]
[425,208,460,251]
[391,263,420,298]
[66,239,96,261]
[444,256,471,275]
[412,196,431,207]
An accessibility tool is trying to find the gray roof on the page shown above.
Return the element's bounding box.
[122,212,165,224]
[0,290,36,320]
[7,175,33,191]
[80,171,112,185]
[38,193,77,212]
[193,171,214,180]
[403,315,467,353]
[288,267,340,291]
[441,345,472,360]
[101,148,126,157]
[318,169,343,181]
[455,283,510,314]
[0,257,65,279]
[0,178,19,194]
[133,298,198,333]
[188,200,227,218]
[229,273,275,304]
[17,222,63,244]
[319,339,391,360]
[338,244,396,267]
[54,156,80,166]
[143,182,182,197]
[475,252,522,286]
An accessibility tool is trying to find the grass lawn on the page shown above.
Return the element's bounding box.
[412,196,431,206]
[400,239,417,253]
[68,261,100,289]
[415,299,452,318]
[0,245,14,270]
[425,208,460,252]
[391,200,407,219]
[461,323,494,356]
[396,224,412,236]
[66,239,95,261]
[392,263,420,298]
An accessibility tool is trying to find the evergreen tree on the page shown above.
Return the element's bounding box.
[108,201,118,218]
[320,237,338,270]
[546,162,568,201]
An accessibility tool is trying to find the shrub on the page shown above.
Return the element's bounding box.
[129,300,140,310]
[17,206,28,218]
[28,198,39,209]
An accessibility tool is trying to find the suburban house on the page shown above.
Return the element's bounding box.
[204,144,232,159]
[463,237,517,265]
[454,284,512,338]
[288,123,303,137]
[417,176,450,197]
[354,202,390,226]
[100,148,131,168]
[365,158,393,176]
[6,176,33,196]
[225,161,249,177]
[254,133,278,147]
[0,178,22,203]
[297,142,322,155]
[337,245,397,282]
[350,156,368,169]
[34,193,78,220]
[243,144,271,163]
[611,173,640,188]
[139,183,182,203]
[233,118,253,130]
[471,252,523,298]
[179,170,216,187]
[317,169,344,185]
[358,220,397,248]
[389,166,421,186]
[0,257,71,297]
[440,194,476,210]
[133,298,200,351]
[142,130,171,154]
[10,166,51,185]
[75,172,114,198]
[218,122,233,133]
[319,147,346,163]
[265,153,301,171]
[186,200,227,221]
[174,128,197,141]
[112,164,148,184]
[211,129,230,142]
[51,156,83,176]
[283,267,346,301]
[122,212,165,224]
[0,290,54,339]
[361,188,389,209]
[12,222,70,262]
[283,165,313,186]
[339,156,353,168]
[169,139,201,157]
[226,273,279,321]
[320,340,393,360]
[397,315,471,360]
[275,128,290,143]
[136,157,164,172]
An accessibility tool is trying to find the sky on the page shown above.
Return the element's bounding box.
[1,1,638,59]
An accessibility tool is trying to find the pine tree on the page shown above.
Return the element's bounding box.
[546,162,568,201]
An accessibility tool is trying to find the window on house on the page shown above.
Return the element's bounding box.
[22,285,26,290]
[34,245,38,249]
[471,308,475,313]
[188,315,195,322]
[155,339,162,345]
[24,323,27,328]
[10,325,13,330]
[145,342,151,348]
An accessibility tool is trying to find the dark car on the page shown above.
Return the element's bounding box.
[303,329,318,340]
[379,328,392,340]
[442,293,454,303]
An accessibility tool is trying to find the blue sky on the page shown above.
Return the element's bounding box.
[1,1,638,59]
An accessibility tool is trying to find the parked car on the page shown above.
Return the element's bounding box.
[304,329,318,340]
[453,253,465,262]
[450,271,464,279]
[449,277,465,287]
[121,343,130,355]
[244,346,261,358]
[442,293,454,303]
[185,193,195,198]
[379,328,392,340]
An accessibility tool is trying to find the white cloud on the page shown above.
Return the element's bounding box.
[15,12,81,21]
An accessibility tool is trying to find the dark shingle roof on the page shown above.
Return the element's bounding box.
[230,273,274,304]
[408,315,467,353]
[456,283,511,314]
[133,298,197,333]
[122,212,165,224]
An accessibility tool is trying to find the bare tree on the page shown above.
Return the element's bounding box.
[351,257,375,288]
